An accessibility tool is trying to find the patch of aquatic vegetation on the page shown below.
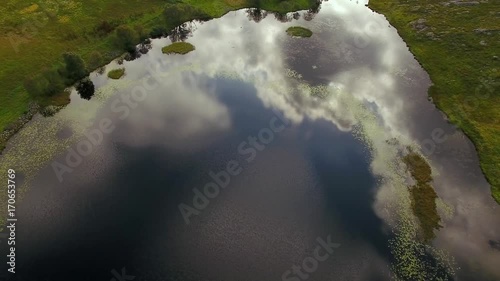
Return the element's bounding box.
[108,68,125,79]
[286,26,313,37]
[162,42,196,55]
[435,198,454,221]
[299,83,331,99]
[285,68,303,79]
[0,81,126,231]
[343,93,455,280]
[273,69,457,280]
[0,63,203,230]
[403,150,442,242]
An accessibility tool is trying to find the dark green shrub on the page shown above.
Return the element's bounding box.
[163,3,210,27]
[62,52,87,82]
[114,25,138,52]
[87,51,104,70]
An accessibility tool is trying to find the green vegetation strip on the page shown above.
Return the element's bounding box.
[403,151,441,242]
[286,26,313,37]
[108,68,125,79]
[368,0,500,204]
[162,42,195,55]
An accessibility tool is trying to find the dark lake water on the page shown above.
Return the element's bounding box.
[1,1,499,280]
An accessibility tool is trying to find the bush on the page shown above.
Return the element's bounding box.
[150,26,168,38]
[62,52,87,82]
[134,25,148,41]
[24,68,65,98]
[87,51,104,70]
[24,75,48,97]
[114,25,138,52]
[163,4,210,27]
[43,69,65,96]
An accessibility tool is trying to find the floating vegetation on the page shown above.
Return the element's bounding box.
[107,68,125,79]
[403,151,442,242]
[162,42,196,55]
[286,26,313,37]
[285,68,303,79]
[0,61,204,231]
[281,69,456,280]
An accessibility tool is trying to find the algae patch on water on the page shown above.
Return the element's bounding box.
[162,42,195,55]
[286,26,313,38]
[403,151,442,242]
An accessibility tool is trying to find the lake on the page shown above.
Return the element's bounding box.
[1,1,499,280]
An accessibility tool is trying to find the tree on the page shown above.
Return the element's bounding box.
[273,12,293,23]
[164,3,209,26]
[62,52,87,81]
[246,8,267,23]
[304,0,323,21]
[114,25,138,52]
[169,23,194,42]
[76,78,95,100]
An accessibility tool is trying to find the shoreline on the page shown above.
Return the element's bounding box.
[0,0,320,155]
[367,0,500,204]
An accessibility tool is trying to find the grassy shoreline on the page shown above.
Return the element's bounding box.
[0,0,319,153]
[368,0,500,203]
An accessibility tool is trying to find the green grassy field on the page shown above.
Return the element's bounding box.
[0,0,317,145]
[369,0,500,203]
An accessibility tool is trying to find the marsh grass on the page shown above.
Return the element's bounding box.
[403,151,441,242]
[107,68,125,79]
[286,26,313,37]
[162,42,195,55]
